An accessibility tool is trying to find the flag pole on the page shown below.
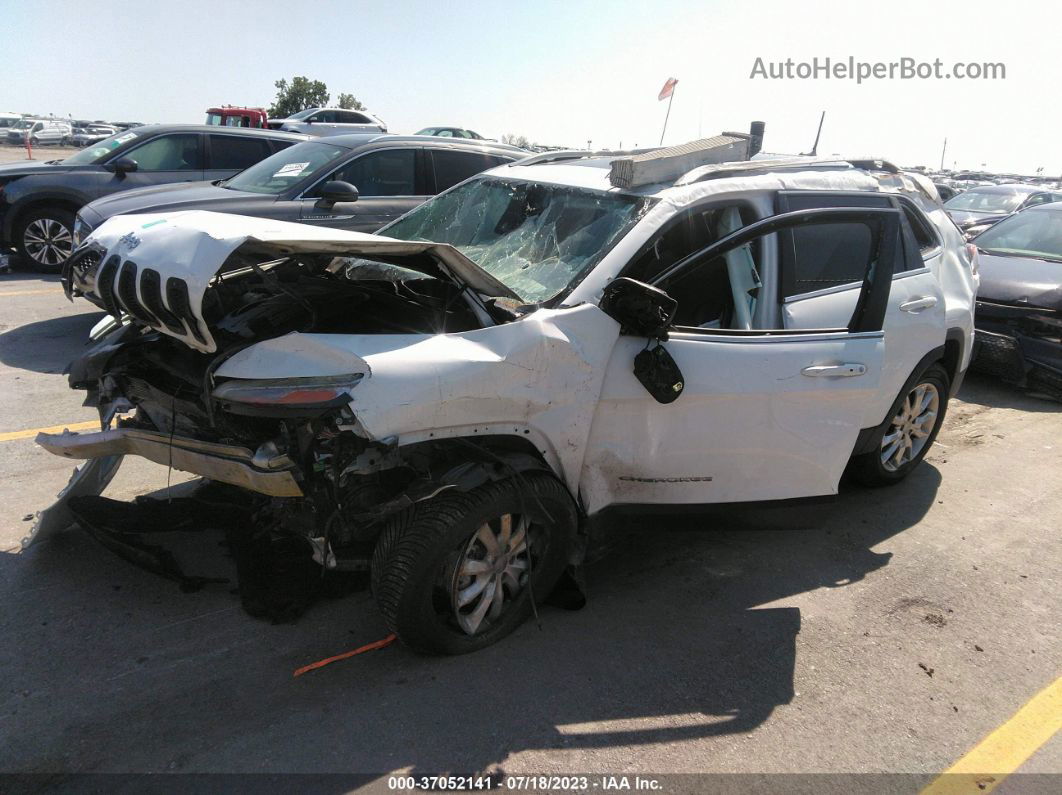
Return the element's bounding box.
[659,87,675,146]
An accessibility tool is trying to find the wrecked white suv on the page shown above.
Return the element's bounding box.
[34,139,977,654]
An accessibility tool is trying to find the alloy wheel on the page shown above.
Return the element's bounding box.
[450,513,531,636]
[23,217,73,267]
[881,382,940,472]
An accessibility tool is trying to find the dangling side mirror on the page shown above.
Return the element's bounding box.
[599,277,677,340]
[600,278,684,404]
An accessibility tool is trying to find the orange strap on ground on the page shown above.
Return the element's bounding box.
[292,633,397,677]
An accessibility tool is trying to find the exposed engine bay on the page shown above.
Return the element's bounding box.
[34,213,584,621]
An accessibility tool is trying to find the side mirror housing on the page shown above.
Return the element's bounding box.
[110,157,138,176]
[599,277,677,340]
[315,180,359,210]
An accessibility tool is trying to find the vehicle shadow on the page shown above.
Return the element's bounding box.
[0,310,105,374]
[0,465,940,776]
[956,371,1061,412]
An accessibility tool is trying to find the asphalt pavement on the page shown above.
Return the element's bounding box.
[0,266,1058,790]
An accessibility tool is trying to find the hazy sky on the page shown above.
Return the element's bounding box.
[3,0,1059,174]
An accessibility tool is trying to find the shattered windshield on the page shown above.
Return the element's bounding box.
[381,177,653,302]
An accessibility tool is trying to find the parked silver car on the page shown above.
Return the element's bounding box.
[6,118,72,146]
[267,107,387,136]
[72,124,118,147]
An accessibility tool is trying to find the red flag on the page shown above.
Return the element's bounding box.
[658,77,678,101]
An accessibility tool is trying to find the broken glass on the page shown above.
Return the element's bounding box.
[382,177,653,302]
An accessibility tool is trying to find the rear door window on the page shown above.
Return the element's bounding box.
[327,149,417,196]
[431,150,511,192]
[208,135,272,170]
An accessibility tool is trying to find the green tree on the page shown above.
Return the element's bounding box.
[501,133,533,149]
[336,93,365,111]
[269,76,330,118]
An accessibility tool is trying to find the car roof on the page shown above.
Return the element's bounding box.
[481,151,941,210]
[115,124,307,141]
[962,183,1045,195]
[319,133,526,156]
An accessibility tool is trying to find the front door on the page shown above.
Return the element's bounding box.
[299,148,428,232]
[580,206,903,513]
[102,133,205,197]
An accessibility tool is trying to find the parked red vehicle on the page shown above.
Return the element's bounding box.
[205,106,268,128]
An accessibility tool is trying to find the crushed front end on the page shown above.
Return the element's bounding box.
[973,299,1062,400]
[33,211,512,583]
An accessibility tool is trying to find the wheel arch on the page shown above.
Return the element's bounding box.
[851,344,949,456]
[8,196,82,241]
[943,328,967,397]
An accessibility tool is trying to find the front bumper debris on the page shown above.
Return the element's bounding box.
[36,427,303,498]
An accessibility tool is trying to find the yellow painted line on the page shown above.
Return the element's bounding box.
[0,288,64,297]
[0,420,98,443]
[921,675,1062,794]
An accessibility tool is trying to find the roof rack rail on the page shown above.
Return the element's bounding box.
[676,156,904,186]
[515,148,654,167]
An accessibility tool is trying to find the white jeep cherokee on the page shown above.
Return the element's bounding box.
[35,141,977,654]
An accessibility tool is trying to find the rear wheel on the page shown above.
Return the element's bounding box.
[849,363,950,486]
[16,207,76,272]
[371,473,576,655]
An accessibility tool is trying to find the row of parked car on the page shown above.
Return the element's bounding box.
[0,123,525,270]
[1,114,146,148]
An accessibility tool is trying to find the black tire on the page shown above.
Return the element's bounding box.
[1027,368,1062,403]
[849,363,951,487]
[16,207,76,273]
[371,473,576,655]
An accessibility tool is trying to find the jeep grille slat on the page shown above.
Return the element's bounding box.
[96,255,122,318]
[165,277,207,344]
[139,268,185,334]
[116,261,158,326]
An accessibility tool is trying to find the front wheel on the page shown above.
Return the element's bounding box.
[371,473,576,654]
[16,207,76,272]
[849,363,950,486]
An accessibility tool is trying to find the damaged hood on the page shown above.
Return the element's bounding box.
[74,210,519,353]
[976,252,1062,312]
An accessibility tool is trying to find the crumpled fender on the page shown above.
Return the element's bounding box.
[215,304,622,494]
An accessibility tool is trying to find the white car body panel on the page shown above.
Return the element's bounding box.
[580,330,884,512]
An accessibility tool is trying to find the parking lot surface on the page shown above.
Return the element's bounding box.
[0,265,1058,786]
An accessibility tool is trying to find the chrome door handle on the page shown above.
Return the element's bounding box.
[900,296,938,312]
[801,363,867,377]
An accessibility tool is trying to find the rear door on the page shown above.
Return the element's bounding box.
[776,191,946,416]
[102,132,205,196]
[203,133,276,181]
[299,147,428,232]
[581,207,902,513]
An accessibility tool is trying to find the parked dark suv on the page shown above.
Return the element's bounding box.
[74,135,527,243]
[0,125,305,270]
